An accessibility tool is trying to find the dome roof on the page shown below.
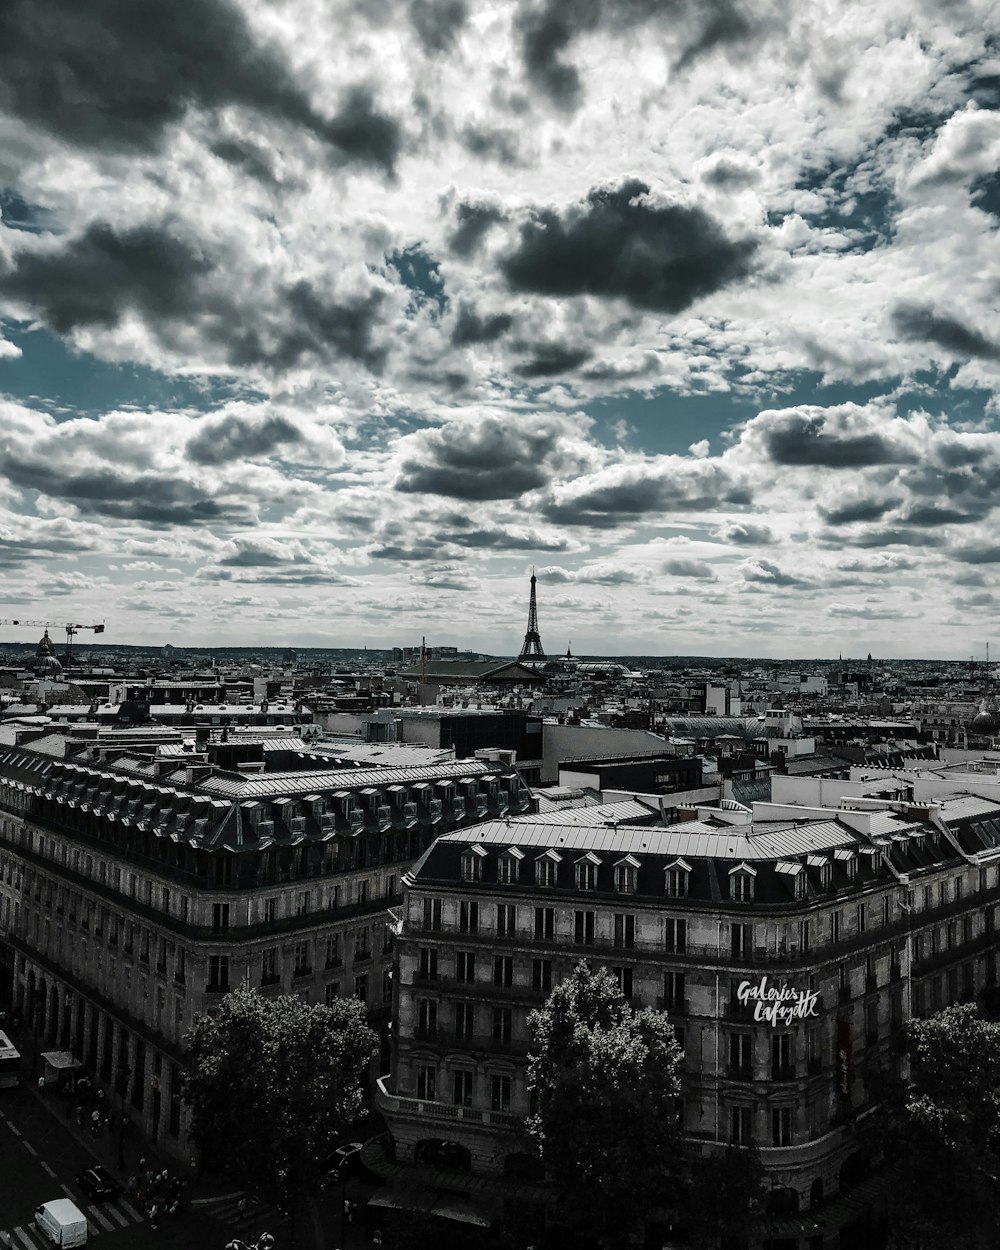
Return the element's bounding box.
[35,653,63,677]
[971,701,1000,735]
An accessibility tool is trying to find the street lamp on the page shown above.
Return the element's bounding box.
[226,1237,275,1250]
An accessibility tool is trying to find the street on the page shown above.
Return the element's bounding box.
[0,1080,386,1250]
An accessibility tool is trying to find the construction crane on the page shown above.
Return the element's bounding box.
[0,618,106,667]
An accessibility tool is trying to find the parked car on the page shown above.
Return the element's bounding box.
[324,1141,364,1183]
[75,1166,120,1202]
[414,1139,472,1171]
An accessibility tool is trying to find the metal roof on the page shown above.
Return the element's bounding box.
[197,757,501,798]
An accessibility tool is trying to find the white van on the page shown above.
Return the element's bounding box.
[33,1199,89,1248]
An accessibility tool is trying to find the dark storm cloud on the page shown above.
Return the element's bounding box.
[409,0,468,52]
[757,411,910,468]
[2,222,389,373]
[0,458,251,525]
[663,558,716,579]
[500,179,757,313]
[820,498,898,525]
[740,558,808,587]
[541,462,751,528]
[448,200,507,257]
[186,413,304,466]
[515,0,762,110]
[515,345,591,377]
[460,124,523,166]
[450,303,513,345]
[209,138,278,185]
[396,418,570,500]
[892,303,1000,362]
[0,0,401,172]
[433,527,570,551]
[898,504,986,525]
[953,544,1000,564]
[838,527,946,549]
[1,223,211,334]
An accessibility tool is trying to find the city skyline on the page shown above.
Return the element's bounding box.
[1,2,999,657]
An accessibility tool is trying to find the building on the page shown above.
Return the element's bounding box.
[377,791,1000,1244]
[0,730,533,1162]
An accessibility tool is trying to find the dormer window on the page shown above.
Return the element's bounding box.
[729,862,757,903]
[614,855,641,895]
[835,848,857,881]
[665,858,692,899]
[461,844,488,883]
[535,849,562,888]
[575,852,601,891]
[497,847,524,885]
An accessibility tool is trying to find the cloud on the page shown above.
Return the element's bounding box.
[715,521,774,545]
[514,345,591,377]
[450,303,513,345]
[447,198,507,257]
[739,558,808,587]
[409,566,482,591]
[0,0,401,171]
[186,410,344,467]
[662,558,716,579]
[500,179,757,314]
[892,303,1000,362]
[394,413,591,500]
[540,456,750,527]
[537,562,650,585]
[409,0,469,52]
[743,403,913,468]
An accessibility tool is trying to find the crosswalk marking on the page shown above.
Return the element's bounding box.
[11,1227,40,1250]
[22,1139,37,1156]
[7,1122,21,1136]
[86,1220,101,1237]
[41,1162,56,1178]
[107,1206,129,1228]
[120,1200,142,1220]
[88,1206,114,1231]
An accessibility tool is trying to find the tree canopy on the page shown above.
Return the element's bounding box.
[183,986,377,1209]
[889,1003,1000,1249]
[526,961,684,1248]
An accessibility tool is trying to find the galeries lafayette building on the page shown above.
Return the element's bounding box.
[380,793,1000,1241]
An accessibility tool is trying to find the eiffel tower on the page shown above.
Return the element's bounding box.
[518,570,547,662]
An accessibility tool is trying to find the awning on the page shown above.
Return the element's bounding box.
[40,1051,81,1071]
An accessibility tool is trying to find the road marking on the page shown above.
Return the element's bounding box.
[41,1162,56,1178]
[12,1227,41,1250]
[107,1206,129,1227]
[86,1219,101,1237]
[7,1122,21,1137]
[88,1206,114,1232]
[59,1183,75,1200]
[22,1139,37,1156]
[121,1199,142,1220]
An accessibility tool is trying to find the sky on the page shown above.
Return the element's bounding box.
[1,1,1000,658]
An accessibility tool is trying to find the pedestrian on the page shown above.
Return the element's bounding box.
[75,1104,83,1127]
[373,1230,383,1247]
[90,1109,101,1136]
[138,1152,147,1172]
[126,1175,137,1198]
[148,1202,158,1231]
[237,1197,248,1222]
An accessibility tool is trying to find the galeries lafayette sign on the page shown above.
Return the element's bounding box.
[737,976,821,1027]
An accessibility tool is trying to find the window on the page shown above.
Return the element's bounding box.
[355,928,370,959]
[263,897,277,927]
[831,910,842,943]
[535,906,555,941]
[208,954,229,991]
[922,885,932,911]
[417,998,437,1037]
[293,942,311,977]
[211,903,229,933]
[455,1002,475,1040]
[730,865,756,902]
[456,951,476,983]
[771,1107,792,1146]
[575,856,599,891]
[771,1033,793,1078]
[665,861,691,898]
[799,919,811,953]
[614,858,639,894]
[613,966,633,998]
[882,895,891,926]
[820,862,833,890]
[423,898,442,931]
[497,852,522,885]
[665,917,687,954]
[730,1105,752,1145]
[856,904,866,935]
[354,974,368,1001]
[325,934,341,968]
[963,916,974,945]
[663,971,685,1012]
[416,1065,436,1101]
[865,1000,879,1045]
[939,880,947,906]
[419,947,438,981]
[574,909,595,945]
[492,1007,512,1044]
[296,891,310,916]
[325,982,340,1006]
[459,900,479,933]
[729,1032,751,1075]
[491,1074,511,1113]
[453,1070,473,1107]
[494,955,513,988]
[461,849,484,882]
[496,904,515,937]
[955,875,963,901]
[261,948,278,985]
[357,880,369,905]
[536,855,559,887]
[532,959,552,993]
[614,914,636,949]
[731,923,752,959]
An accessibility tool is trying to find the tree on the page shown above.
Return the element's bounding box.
[183,986,377,1241]
[685,1145,765,1248]
[888,1003,1000,1249]
[526,961,684,1249]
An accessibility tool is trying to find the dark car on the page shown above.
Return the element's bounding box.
[76,1164,121,1201]
[414,1139,472,1171]
[325,1141,364,1183]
